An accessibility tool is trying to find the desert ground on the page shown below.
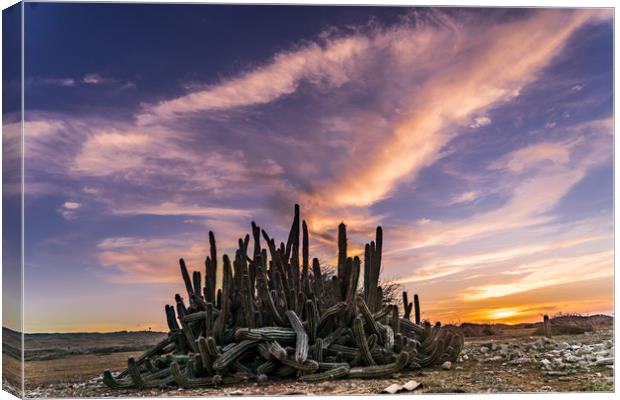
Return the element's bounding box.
[2,316,614,397]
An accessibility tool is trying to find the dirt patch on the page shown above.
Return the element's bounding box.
[21,329,614,397]
[3,328,167,361]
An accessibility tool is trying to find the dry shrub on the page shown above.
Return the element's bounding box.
[532,313,612,336]
[455,323,499,337]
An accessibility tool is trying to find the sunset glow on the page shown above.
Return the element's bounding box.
[4,5,612,333]
[485,308,522,322]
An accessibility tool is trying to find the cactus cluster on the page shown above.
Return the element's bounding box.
[103,205,463,389]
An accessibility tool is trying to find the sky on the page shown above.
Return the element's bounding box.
[2,4,613,332]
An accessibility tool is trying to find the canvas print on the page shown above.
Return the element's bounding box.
[1,2,614,398]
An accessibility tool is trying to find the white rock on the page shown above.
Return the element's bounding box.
[403,380,421,391]
[442,361,452,370]
[596,357,614,366]
[540,359,552,370]
[480,346,489,354]
[382,384,403,394]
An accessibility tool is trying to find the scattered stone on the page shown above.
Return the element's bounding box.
[442,361,452,370]
[381,380,421,394]
[512,357,531,365]
[544,371,569,376]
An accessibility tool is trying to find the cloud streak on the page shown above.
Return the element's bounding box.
[136,35,371,125]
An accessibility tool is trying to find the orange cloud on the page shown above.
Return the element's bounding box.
[463,250,612,301]
[311,10,610,211]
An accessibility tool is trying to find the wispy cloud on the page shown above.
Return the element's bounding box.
[469,116,491,128]
[110,203,255,218]
[27,77,76,87]
[83,73,107,84]
[449,191,479,205]
[136,35,371,125]
[97,235,205,283]
[58,201,81,220]
[462,250,612,301]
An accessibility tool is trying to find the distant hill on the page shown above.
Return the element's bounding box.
[443,314,613,337]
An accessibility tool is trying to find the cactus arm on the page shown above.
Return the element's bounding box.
[256,359,278,375]
[356,297,380,337]
[213,255,232,343]
[196,336,215,375]
[299,365,350,382]
[305,299,319,344]
[212,340,259,371]
[337,223,347,286]
[285,310,309,363]
[317,302,348,332]
[192,271,202,303]
[353,316,376,366]
[302,220,309,285]
[179,259,194,301]
[102,371,135,389]
[414,294,421,325]
[390,305,400,336]
[345,257,360,305]
[235,327,296,342]
[348,351,409,379]
[256,264,286,326]
[241,273,255,328]
[208,231,217,297]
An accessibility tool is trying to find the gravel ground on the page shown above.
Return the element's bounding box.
[17,330,614,398]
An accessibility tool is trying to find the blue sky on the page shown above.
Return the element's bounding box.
[3,4,613,332]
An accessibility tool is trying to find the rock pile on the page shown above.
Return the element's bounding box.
[458,335,614,376]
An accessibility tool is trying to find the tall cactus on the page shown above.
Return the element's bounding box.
[402,292,413,320]
[213,255,232,343]
[414,294,421,325]
[103,204,463,390]
[337,222,347,298]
